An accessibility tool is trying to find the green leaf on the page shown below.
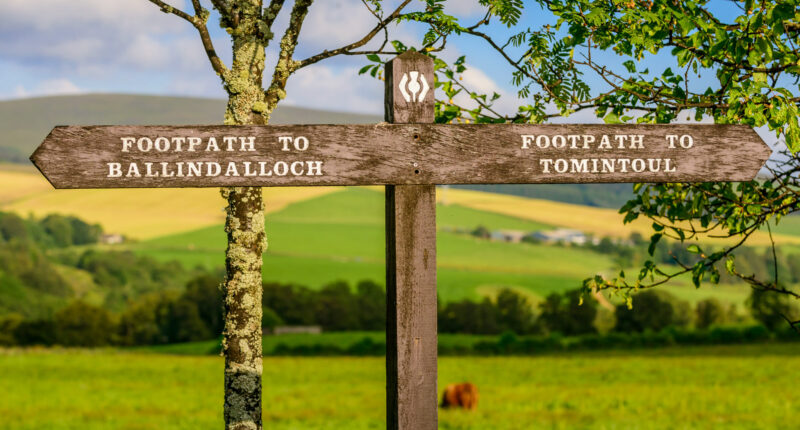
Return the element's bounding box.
[725,256,735,275]
[648,233,662,256]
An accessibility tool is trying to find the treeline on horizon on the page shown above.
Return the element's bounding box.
[1,210,800,352]
[2,273,798,350]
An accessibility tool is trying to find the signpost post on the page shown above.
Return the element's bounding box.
[30,51,771,430]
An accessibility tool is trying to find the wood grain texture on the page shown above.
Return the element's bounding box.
[385,51,434,123]
[385,52,438,430]
[31,123,771,188]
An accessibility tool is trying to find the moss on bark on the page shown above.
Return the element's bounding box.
[221,2,268,429]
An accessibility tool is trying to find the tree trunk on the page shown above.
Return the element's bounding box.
[221,4,268,429]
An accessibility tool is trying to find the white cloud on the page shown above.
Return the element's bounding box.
[0,0,179,34]
[294,0,418,55]
[451,64,520,116]
[283,63,384,114]
[0,0,199,73]
[12,78,82,99]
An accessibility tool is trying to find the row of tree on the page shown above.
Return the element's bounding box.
[0,273,223,347]
[2,275,796,347]
[0,211,103,249]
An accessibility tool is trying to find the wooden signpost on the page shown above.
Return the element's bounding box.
[30,51,771,430]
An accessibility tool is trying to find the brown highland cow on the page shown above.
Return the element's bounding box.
[440,382,479,410]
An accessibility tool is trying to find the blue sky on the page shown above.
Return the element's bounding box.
[0,0,545,115]
[0,1,778,133]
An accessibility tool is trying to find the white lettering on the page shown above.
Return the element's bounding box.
[154,137,170,152]
[294,136,309,151]
[666,135,678,149]
[107,163,122,177]
[539,159,554,173]
[172,137,186,152]
[279,136,293,151]
[240,136,256,152]
[121,137,135,152]
[160,162,175,177]
[205,137,220,152]
[223,136,237,152]
[137,137,153,152]
[521,135,535,149]
[273,161,288,176]
[206,162,221,176]
[243,162,257,177]
[570,159,589,173]
[127,163,141,177]
[188,137,202,152]
[259,161,270,176]
[630,134,644,149]
[145,162,158,177]
[536,135,550,149]
[290,161,305,175]
[306,161,323,176]
[187,162,203,177]
[225,162,240,176]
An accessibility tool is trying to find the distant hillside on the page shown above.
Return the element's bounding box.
[452,184,635,209]
[0,93,381,163]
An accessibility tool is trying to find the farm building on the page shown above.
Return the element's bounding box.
[530,228,588,245]
[489,230,527,243]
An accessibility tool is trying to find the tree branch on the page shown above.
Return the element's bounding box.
[148,0,195,22]
[189,0,227,77]
[264,0,314,109]
[263,0,286,30]
[210,0,230,18]
[147,0,228,77]
[294,0,413,70]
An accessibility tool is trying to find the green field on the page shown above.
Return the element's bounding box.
[133,187,752,305]
[136,187,600,303]
[2,345,799,429]
[146,331,497,356]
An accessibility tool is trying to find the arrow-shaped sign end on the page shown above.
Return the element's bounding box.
[750,127,774,179]
[30,127,64,190]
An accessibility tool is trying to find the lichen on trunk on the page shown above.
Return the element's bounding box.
[221,185,265,430]
[221,3,269,429]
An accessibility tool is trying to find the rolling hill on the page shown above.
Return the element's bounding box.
[1,94,645,208]
[131,187,752,305]
[0,93,381,163]
[3,165,799,247]
[0,94,792,311]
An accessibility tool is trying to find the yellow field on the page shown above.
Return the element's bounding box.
[2,164,797,246]
[441,188,800,246]
[0,166,340,240]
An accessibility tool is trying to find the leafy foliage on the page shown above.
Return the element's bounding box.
[367,0,800,329]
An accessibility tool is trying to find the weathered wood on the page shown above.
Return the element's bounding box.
[31,123,771,188]
[385,51,438,430]
[385,51,435,123]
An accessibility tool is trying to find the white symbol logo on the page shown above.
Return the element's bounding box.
[399,71,430,103]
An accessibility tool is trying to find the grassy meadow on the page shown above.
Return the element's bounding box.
[0,165,763,306]
[132,187,752,305]
[1,345,799,429]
